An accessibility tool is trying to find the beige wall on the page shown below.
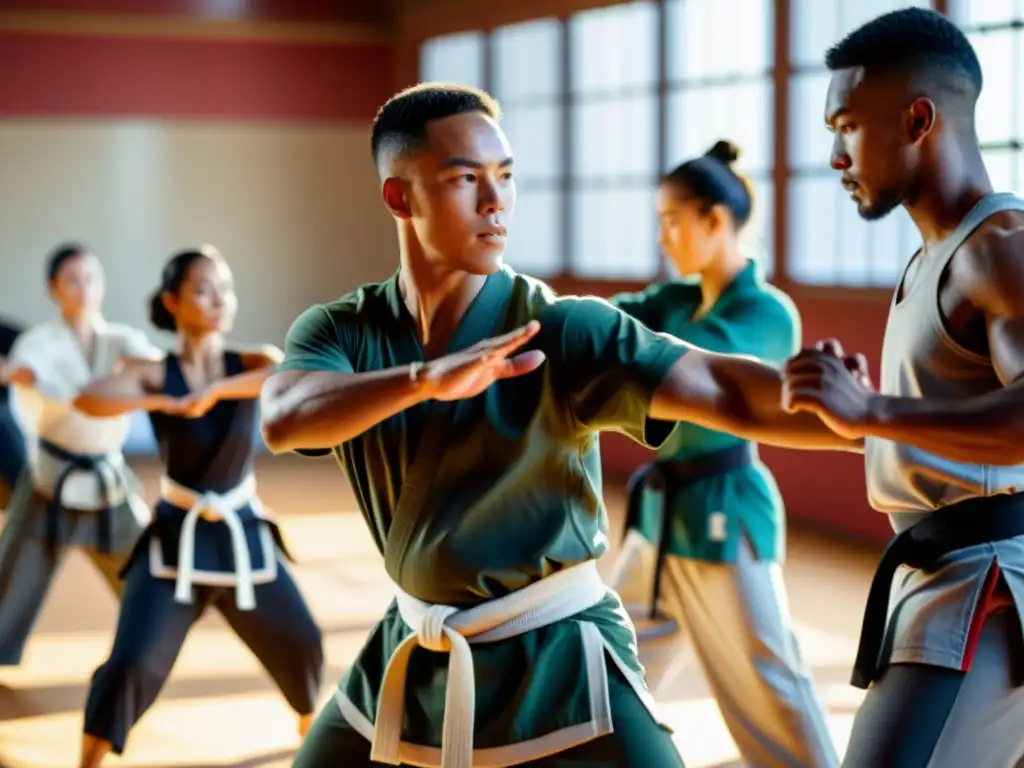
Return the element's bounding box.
[0,119,396,348]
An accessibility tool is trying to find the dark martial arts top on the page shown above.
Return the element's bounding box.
[0,317,26,488]
[611,260,799,563]
[130,351,286,580]
[278,264,688,752]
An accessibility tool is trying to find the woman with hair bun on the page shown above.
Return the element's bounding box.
[607,141,839,767]
[73,246,323,767]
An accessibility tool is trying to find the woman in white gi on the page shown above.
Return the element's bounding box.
[0,243,159,666]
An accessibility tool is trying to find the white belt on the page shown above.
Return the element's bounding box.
[159,474,259,611]
[371,561,609,768]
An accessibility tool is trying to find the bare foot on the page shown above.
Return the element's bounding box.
[79,734,113,768]
[298,713,313,739]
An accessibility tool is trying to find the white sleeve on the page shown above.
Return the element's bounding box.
[7,327,44,371]
[119,327,162,360]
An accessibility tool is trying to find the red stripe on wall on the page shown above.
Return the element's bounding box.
[1,0,384,24]
[0,31,391,122]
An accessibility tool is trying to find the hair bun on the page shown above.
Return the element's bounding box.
[705,139,741,166]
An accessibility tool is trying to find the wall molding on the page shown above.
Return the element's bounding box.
[388,0,627,40]
[0,10,390,45]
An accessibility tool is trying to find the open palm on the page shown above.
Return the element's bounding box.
[424,321,547,402]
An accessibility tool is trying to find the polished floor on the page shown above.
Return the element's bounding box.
[0,456,879,768]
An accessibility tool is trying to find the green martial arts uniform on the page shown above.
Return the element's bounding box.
[280,266,688,767]
[611,260,798,564]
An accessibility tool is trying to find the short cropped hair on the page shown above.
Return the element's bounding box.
[825,7,982,96]
[370,83,501,174]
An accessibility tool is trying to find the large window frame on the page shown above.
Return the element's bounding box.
[663,0,776,277]
[947,0,1024,194]
[784,0,936,288]
[417,0,959,293]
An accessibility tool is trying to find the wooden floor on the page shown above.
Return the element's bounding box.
[0,456,880,768]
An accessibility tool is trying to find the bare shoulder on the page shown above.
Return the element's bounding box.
[235,344,285,370]
[957,211,1024,316]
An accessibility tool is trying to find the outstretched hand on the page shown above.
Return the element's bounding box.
[159,390,219,418]
[422,321,547,402]
[0,359,35,387]
[782,339,877,439]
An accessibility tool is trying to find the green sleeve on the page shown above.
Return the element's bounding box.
[277,304,354,375]
[608,288,656,327]
[693,295,800,367]
[275,305,353,457]
[559,297,688,448]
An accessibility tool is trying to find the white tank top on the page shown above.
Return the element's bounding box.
[864,192,1024,531]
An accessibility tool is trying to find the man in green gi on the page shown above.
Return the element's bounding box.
[260,83,860,768]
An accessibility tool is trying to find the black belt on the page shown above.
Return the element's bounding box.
[39,438,115,555]
[851,492,1024,689]
[623,441,756,619]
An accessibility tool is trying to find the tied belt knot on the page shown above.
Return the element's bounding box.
[39,438,116,555]
[852,491,1024,690]
[415,604,462,653]
[159,475,260,612]
[371,560,609,768]
[623,441,756,619]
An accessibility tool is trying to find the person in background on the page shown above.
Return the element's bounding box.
[607,140,839,768]
[73,246,323,767]
[0,315,27,507]
[0,243,159,667]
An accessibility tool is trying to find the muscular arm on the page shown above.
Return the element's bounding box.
[262,303,542,453]
[559,296,858,452]
[73,359,171,416]
[649,347,863,452]
[854,226,1024,464]
[260,365,430,452]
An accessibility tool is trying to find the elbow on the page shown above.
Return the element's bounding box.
[260,413,293,454]
[258,377,300,453]
[258,397,295,454]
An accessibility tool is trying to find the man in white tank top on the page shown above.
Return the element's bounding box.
[781,8,1024,767]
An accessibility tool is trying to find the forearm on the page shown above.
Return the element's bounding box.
[651,352,863,452]
[205,368,274,402]
[72,390,172,417]
[865,386,1024,464]
[260,364,430,452]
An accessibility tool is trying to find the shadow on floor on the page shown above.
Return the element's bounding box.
[123,748,297,768]
[0,667,350,721]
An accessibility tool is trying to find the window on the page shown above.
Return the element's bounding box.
[419,31,486,88]
[948,0,1024,194]
[787,0,932,286]
[491,18,564,276]
[568,2,660,278]
[664,0,775,276]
